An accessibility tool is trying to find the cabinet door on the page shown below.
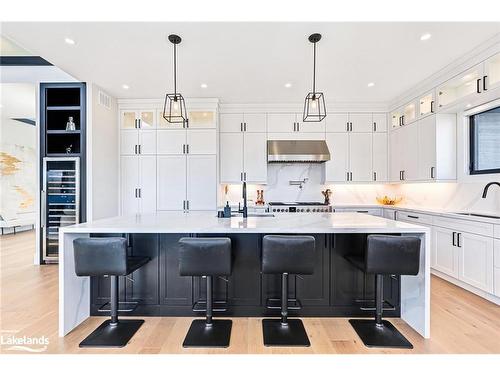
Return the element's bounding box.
[372,113,387,132]
[325,132,349,182]
[419,92,435,117]
[121,110,137,129]
[188,111,216,129]
[458,232,494,293]
[437,64,484,109]
[298,114,326,133]
[495,239,500,297]
[417,116,437,180]
[139,110,155,129]
[484,52,500,91]
[389,130,402,181]
[243,132,267,183]
[187,129,217,154]
[244,113,267,133]
[187,155,217,211]
[120,156,139,215]
[267,113,295,133]
[157,129,186,155]
[120,130,138,155]
[157,155,186,210]
[139,156,156,213]
[372,132,388,182]
[326,113,349,132]
[220,133,244,183]
[390,109,402,129]
[402,102,417,125]
[139,130,157,155]
[219,113,243,133]
[401,124,419,181]
[349,113,373,132]
[349,133,373,182]
[433,227,458,278]
[157,110,184,130]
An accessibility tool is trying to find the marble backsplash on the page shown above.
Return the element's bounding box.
[219,164,500,214]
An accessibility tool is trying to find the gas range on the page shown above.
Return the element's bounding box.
[268,202,332,213]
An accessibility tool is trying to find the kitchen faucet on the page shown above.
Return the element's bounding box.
[482,182,500,198]
[238,181,248,218]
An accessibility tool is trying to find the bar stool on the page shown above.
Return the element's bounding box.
[345,234,421,349]
[73,237,150,348]
[261,235,315,347]
[179,237,232,348]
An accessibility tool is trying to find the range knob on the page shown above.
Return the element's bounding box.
[285,209,289,212]
[306,208,310,212]
[273,209,276,212]
[312,208,316,212]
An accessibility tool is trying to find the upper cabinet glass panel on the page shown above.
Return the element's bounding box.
[419,92,435,117]
[437,65,483,109]
[484,52,500,91]
[403,102,417,124]
[391,109,401,128]
[121,111,136,129]
[188,111,216,129]
[140,111,155,129]
[157,110,185,130]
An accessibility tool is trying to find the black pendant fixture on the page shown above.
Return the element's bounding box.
[303,33,326,122]
[163,34,188,125]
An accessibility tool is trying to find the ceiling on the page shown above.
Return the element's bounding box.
[2,22,499,104]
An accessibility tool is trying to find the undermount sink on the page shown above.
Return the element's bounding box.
[453,212,500,220]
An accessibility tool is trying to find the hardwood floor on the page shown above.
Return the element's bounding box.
[1,230,499,354]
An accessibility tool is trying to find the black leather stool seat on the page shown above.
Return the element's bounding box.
[262,235,315,275]
[73,237,150,276]
[179,237,232,276]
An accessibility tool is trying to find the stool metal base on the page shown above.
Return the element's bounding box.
[79,319,144,348]
[262,319,310,347]
[182,319,232,348]
[349,319,413,349]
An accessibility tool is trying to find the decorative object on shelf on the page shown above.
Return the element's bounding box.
[303,33,326,122]
[65,144,73,154]
[376,196,403,205]
[65,116,76,131]
[321,189,332,205]
[256,190,265,205]
[163,34,188,125]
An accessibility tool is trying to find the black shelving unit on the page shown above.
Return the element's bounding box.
[40,82,86,264]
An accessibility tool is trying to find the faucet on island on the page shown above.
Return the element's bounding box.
[482,182,500,198]
[237,181,248,218]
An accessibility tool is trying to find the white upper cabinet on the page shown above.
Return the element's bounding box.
[121,110,156,129]
[121,111,137,129]
[243,113,267,133]
[484,52,500,91]
[372,113,388,132]
[157,130,186,155]
[437,64,484,109]
[139,111,155,129]
[349,133,373,182]
[325,132,349,182]
[138,156,157,213]
[220,133,244,183]
[391,123,419,181]
[139,130,157,155]
[326,113,349,132]
[267,132,325,140]
[187,111,216,129]
[373,133,388,182]
[390,108,402,129]
[187,155,217,211]
[157,155,187,211]
[219,113,242,132]
[267,113,296,133]
[186,129,217,155]
[419,91,436,117]
[349,113,373,132]
[121,130,139,155]
[157,109,184,130]
[297,115,326,133]
[402,101,418,125]
[120,156,139,215]
[243,132,267,183]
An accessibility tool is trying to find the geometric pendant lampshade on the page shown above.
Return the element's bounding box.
[303,33,327,122]
[163,34,188,125]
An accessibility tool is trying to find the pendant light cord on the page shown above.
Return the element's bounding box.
[173,42,177,96]
[312,41,316,95]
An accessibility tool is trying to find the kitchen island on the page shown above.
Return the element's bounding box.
[58,212,430,338]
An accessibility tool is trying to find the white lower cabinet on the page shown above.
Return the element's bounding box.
[120,155,156,215]
[458,232,494,293]
[433,227,459,278]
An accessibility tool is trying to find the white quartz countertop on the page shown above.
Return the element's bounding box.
[60,212,429,234]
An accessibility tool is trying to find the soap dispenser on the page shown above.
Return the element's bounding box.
[223,201,232,218]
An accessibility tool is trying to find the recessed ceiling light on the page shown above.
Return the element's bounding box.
[420,33,432,41]
[64,37,75,45]
[200,83,208,89]
[122,84,129,90]
[367,82,375,87]
[284,83,292,88]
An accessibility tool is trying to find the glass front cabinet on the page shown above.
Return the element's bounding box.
[437,64,484,109]
[419,91,435,117]
[484,52,500,92]
[391,108,402,128]
[402,101,418,125]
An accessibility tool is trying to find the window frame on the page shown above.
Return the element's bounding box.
[469,107,500,175]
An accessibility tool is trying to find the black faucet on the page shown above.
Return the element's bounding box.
[238,181,248,218]
[482,182,500,198]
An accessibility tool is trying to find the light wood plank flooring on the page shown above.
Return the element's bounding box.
[1,230,499,354]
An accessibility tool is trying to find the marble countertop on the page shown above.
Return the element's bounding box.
[60,211,429,234]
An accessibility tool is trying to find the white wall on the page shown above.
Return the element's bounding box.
[88,83,119,220]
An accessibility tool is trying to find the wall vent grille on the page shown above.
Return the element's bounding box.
[98,90,111,110]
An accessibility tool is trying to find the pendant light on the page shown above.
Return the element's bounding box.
[163,34,188,125]
[303,33,326,122]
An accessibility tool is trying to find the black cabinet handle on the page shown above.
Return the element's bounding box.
[431,166,435,179]
[357,210,369,213]
[240,122,243,132]
[401,115,405,126]
[476,78,481,94]
[373,171,377,181]
[373,122,377,132]
[244,122,247,131]
[346,172,350,181]
[186,144,189,154]
[452,231,456,246]
[138,188,141,198]
[483,75,488,91]
[457,232,462,248]
[138,145,141,154]
[430,100,434,113]
[134,145,138,154]
[407,215,419,219]
[183,144,186,154]
[346,122,349,131]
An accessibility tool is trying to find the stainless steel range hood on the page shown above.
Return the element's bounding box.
[267,140,331,163]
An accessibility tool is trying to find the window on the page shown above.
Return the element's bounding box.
[469,106,500,175]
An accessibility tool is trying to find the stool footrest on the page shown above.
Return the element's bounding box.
[354,299,396,311]
[97,301,138,313]
[192,300,228,313]
[266,298,302,310]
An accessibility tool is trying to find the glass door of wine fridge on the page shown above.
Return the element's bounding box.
[42,157,80,263]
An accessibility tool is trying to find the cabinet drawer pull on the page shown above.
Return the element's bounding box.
[138,145,141,154]
[186,144,189,154]
[407,215,419,219]
[373,171,377,181]
[457,232,462,248]
[452,231,456,247]
[430,100,434,113]
[373,122,377,132]
[346,172,350,181]
[357,210,369,213]
[476,78,481,94]
[244,122,247,132]
[430,166,435,179]
[183,144,186,154]
[240,122,243,132]
[483,75,488,91]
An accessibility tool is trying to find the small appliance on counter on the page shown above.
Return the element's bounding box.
[322,189,332,205]
[268,201,332,213]
[256,189,265,205]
